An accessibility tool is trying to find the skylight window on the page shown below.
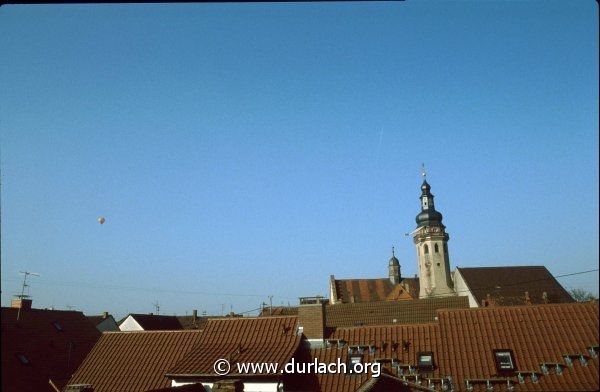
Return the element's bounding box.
[52,321,63,331]
[417,351,434,370]
[347,353,363,375]
[494,350,516,372]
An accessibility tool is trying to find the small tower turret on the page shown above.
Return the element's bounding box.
[388,247,401,285]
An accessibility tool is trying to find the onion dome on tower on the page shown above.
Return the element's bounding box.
[415,179,445,228]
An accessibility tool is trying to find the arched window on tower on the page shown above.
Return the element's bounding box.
[434,244,439,253]
[424,244,429,254]
[443,243,448,254]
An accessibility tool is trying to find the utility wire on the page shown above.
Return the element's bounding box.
[0,277,298,301]
[1,268,596,303]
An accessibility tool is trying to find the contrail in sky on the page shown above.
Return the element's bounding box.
[374,127,384,167]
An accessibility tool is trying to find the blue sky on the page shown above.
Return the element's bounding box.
[1,1,598,319]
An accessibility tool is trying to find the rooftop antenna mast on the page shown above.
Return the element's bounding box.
[16,271,40,321]
[152,301,160,315]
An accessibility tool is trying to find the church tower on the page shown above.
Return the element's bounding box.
[412,171,454,298]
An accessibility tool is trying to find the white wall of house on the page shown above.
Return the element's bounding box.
[244,382,279,392]
[452,269,479,308]
[172,379,279,392]
[118,315,144,331]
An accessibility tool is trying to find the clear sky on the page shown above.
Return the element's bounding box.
[1,1,598,319]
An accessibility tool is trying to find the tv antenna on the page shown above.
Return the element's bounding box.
[16,271,40,321]
[152,301,160,315]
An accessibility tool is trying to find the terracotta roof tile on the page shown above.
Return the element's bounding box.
[67,330,203,392]
[258,307,299,317]
[436,301,598,391]
[334,277,420,303]
[325,297,469,329]
[167,316,301,377]
[1,307,101,392]
[305,302,598,392]
[457,266,574,306]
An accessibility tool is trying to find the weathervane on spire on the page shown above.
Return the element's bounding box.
[421,163,427,179]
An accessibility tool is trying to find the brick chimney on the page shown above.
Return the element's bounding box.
[11,298,32,310]
[102,311,108,319]
[298,296,327,341]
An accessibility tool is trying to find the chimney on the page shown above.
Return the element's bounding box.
[102,311,108,319]
[11,298,32,310]
[524,291,532,306]
[192,309,198,319]
[298,296,328,341]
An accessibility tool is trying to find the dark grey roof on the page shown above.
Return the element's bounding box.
[124,314,183,330]
[457,266,574,306]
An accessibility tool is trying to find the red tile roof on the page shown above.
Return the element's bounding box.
[1,307,101,392]
[332,278,419,303]
[258,306,299,317]
[307,301,598,391]
[457,266,574,306]
[325,297,469,329]
[176,315,243,330]
[167,316,301,377]
[66,330,203,392]
[436,301,598,391]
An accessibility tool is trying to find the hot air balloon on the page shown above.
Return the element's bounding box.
[97,216,106,225]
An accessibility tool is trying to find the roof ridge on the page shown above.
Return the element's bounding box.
[436,301,598,313]
[458,265,546,269]
[103,330,203,334]
[205,315,298,320]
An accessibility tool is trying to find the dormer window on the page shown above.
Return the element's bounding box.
[347,353,363,374]
[417,351,434,370]
[494,350,516,372]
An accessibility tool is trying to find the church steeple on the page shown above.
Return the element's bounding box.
[416,167,444,228]
[412,168,454,299]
